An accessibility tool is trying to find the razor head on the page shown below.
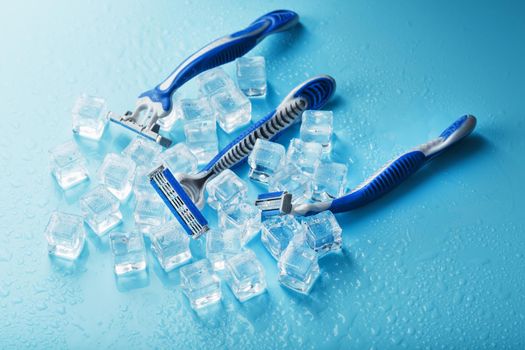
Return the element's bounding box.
[109,111,172,148]
[149,165,209,239]
[255,191,292,219]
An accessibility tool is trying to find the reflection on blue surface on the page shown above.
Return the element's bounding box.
[0,0,524,348]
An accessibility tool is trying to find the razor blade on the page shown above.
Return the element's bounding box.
[254,191,293,219]
[149,165,209,239]
[109,111,172,148]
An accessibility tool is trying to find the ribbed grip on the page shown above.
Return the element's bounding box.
[202,98,307,174]
[139,10,299,114]
[201,74,336,175]
[329,151,427,213]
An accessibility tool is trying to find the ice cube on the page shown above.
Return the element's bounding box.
[133,166,156,199]
[206,228,243,271]
[205,169,248,210]
[286,138,323,175]
[133,195,168,234]
[278,243,320,294]
[218,202,261,246]
[312,161,348,201]
[197,67,235,96]
[109,231,147,276]
[299,110,334,152]
[209,87,251,133]
[180,259,221,309]
[236,56,267,97]
[44,211,85,260]
[159,143,198,175]
[178,97,216,123]
[247,139,285,184]
[71,94,108,140]
[49,141,89,190]
[184,120,218,165]
[225,250,266,302]
[150,222,191,272]
[269,163,312,204]
[97,153,136,201]
[122,137,162,167]
[80,185,122,235]
[301,211,343,257]
[261,215,305,260]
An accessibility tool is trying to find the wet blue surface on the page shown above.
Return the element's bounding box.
[1,0,524,348]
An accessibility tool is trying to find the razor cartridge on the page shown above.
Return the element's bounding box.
[109,111,172,148]
[149,165,209,239]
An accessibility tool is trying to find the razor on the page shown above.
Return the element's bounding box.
[109,9,300,147]
[149,75,337,238]
[255,114,477,217]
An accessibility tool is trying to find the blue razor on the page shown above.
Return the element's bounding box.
[149,75,336,238]
[109,10,299,147]
[255,115,477,217]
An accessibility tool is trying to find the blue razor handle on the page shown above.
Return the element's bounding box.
[139,10,299,116]
[201,75,336,174]
[326,115,477,214]
[149,75,336,237]
[175,75,336,209]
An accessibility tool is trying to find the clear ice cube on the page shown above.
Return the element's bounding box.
[218,202,261,246]
[180,259,221,309]
[109,231,147,276]
[178,97,216,123]
[44,211,85,260]
[133,166,156,199]
[286,138,323,175]
[225,250,266,302]
[206,228,243,271]
[205,169,248,210]
[184,120,218,165]
[133,195,167,234]
[278,243,320,294]
[247,139,285,184]
[302,211,343,257]
[236,56,267,97]
[122,137,162,167]
[299,110,334,152]
[312,161,348,201]
[209,87,251,133]
[197,67,235,96]
[71,94,108,140]
[150,222,191,272]
[269,163,312,204]
[97,153,136,201]
[261,215,305,260]
[159,143,198,175]
[80,185,122,235]
[49,141,89,190]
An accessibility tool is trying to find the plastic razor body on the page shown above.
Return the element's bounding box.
[110,10,299,146]
[148,75,336,237]
[256,115,477,217]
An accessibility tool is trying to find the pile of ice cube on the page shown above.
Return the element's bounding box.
[45,56,347,310]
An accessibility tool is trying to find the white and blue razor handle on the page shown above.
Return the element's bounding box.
[291,115,478,216]
[139,10,299,116]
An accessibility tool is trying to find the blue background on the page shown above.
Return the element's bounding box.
[1,0,524,348]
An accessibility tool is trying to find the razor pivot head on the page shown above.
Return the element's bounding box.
[149,165,209,239]
[255,191,292,219]
[109,111,172,148]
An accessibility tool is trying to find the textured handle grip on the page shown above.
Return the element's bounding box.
[329,115,477,213]
[329,151,427,213]
[201,75,336,174]
[138,10,299,114]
